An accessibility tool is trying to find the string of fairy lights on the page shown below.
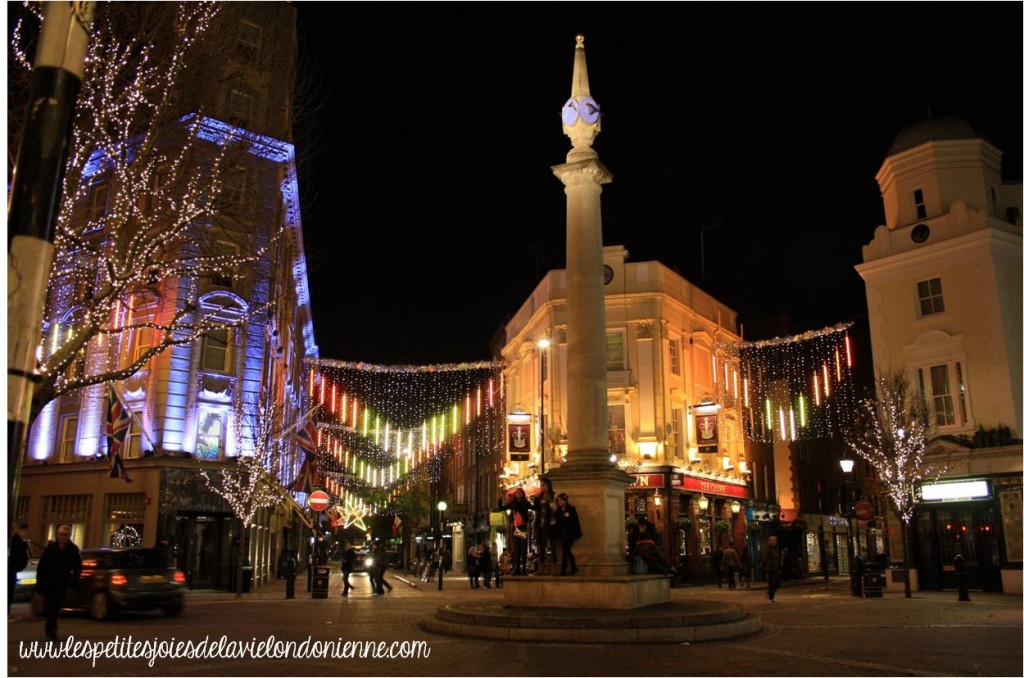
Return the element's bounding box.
[715,322,857,443]
[301,359,504,519]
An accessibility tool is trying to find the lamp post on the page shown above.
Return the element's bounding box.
[730,499,741,546]
[697,494,709,585]
[537,337,550,475]
[840,457,859,596]
[437,500,447,591]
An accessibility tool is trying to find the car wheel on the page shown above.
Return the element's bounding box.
[164,602,183,617]
[90,592,111,621]
[31,592,45,617]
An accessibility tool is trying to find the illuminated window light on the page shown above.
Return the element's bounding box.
[921,480,989,501]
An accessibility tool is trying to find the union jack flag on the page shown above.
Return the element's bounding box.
[293,419,319,460]
[290,457,315,494]
[107,386,133,483]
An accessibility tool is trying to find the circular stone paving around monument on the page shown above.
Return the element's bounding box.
[421,599,762,644]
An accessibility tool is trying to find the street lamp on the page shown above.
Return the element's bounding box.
[437,500,447,591]
[840,457,859,596]
[537,337,550,475]
[730,500,741,546]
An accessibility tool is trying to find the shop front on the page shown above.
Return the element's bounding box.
[625,469,749,586]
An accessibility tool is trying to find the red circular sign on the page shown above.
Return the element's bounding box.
[854,501,875,521]
[308,490,330,512]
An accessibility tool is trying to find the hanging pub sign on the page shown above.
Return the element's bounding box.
[696,413,719,453]
[507,411,532,462]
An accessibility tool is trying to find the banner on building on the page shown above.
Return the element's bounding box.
[696,412,719,453]
[507,411,532,462]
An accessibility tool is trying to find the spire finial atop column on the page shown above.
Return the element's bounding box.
[561,35,601,160]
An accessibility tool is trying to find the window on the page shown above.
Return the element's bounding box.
[126,416,143,458]
[133,327,154,366]
[211,240,241,287]
[84,180,109,226]
[201,328,230,372]
[669,338,680,376]
[226,89,253,129]
[236,21,262,62]
[913,188,926,219]
[196,409,227,460]
[917,277,944,317]
[60,415,79,462]
[608,404,626,456]
[918,362,969,428]
[141,166,170,214]
[606,332,624,371]
[217,165,248,211]
[103,493,146,548]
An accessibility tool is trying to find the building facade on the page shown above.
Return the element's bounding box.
[500,245,776,582]
[15,3,317,591]
[856,117,1023,593]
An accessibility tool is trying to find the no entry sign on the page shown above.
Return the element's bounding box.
[854,501,875,521]
[308,490,330,511]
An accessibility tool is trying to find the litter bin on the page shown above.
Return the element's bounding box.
[863,562,885,598]
[312,565,331,599]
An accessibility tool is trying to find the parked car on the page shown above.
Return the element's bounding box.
[33,547,186,620]
[14,558,39,601]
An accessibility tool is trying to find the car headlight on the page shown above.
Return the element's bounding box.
[364,557,374,569]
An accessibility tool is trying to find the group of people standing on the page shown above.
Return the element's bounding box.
[466,542,499,588]
[506,478,582,576]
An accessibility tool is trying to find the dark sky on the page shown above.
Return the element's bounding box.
[293,3,1022,366]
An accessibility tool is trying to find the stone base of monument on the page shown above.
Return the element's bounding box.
[502,573,671,609]
[422,585,761,644]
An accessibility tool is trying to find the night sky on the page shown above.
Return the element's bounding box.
[293,3,1022,366]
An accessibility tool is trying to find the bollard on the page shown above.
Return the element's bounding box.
[284,557,297,599]
[954,554,970,602]
[850,555,864,597]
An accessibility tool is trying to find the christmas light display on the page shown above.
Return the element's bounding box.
[716,322,856,442]
[11,3,290,427]
[844,371,944,526]
[302,359,504,516]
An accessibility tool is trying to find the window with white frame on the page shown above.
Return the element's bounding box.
[201,327,231,372]
[669,338,680,375]
[196,408,227,460]
[126,416,143,458]
[918,361,969,428]
[917,277,944,317]
[606,332,625,371]
[59,415,79,462]
[132,326,153,366]
[913,188,927,219]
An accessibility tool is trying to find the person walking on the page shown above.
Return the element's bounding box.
[37,525,82,641]
[711,545,724,588]
[9,523,31,616]
[761,535,782,603]
[532,477,557,570]
[553,493,582,576]
[722,543,741,589]
[467,544,481,589]
[341,541,356,596]
[371,542,392,594]
[508,487,531,576]
[493,544,505,588]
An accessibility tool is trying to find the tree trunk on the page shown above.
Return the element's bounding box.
[901,520,913,599]
[235,524,248,600]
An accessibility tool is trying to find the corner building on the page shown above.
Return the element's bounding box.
[501,245,777,583]
[857,117,1022,593]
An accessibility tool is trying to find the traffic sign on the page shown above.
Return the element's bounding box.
[854,501,875,521]
[308,490,330,511]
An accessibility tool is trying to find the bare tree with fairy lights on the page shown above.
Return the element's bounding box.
[9,2,289,427]
[844,370,945,598]
[199,395,305,599]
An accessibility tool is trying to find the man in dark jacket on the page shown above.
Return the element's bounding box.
[340,541,356,596]
[9,523,31,615]
[37,525,82,640]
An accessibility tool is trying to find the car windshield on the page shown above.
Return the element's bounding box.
[106,549,169,569]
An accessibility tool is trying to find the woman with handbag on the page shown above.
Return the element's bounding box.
[508,487,531,575]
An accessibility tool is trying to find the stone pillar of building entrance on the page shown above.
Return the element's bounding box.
[503,36,667,608]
